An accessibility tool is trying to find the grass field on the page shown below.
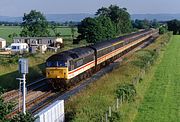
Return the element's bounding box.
[0,26,78,44]
[134,35,180,122]
[0,26,21,44]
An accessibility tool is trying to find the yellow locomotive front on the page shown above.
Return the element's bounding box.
[46,67,68,79]
[46,54,70,80]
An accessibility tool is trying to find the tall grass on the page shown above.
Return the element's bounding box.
[0,52,54,89]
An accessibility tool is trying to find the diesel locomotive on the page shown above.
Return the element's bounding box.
[46,29,159,89]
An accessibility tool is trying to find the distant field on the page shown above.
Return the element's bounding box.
[134,36,180,122]
[0,26,21,44]
[0,26,78,45]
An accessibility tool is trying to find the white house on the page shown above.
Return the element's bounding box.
[0,38,6,49]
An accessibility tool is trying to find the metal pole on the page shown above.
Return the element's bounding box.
[19,80,22,112]
[22,74,26,114]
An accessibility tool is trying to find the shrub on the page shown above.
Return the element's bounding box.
[108,111,121,122]
[116,83,136,102]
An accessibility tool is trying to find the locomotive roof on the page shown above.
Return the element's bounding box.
[47,47,94,62]
[67,47,94,58]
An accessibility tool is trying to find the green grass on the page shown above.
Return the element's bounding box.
[0,26,21,44]
[134,35,180,122]
[0,26,78,44]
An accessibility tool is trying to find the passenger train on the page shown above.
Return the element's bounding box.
[46,29,159,89]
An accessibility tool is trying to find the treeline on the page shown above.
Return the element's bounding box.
[0,21,21,26]
[0,21,78,27]
[167,19,180,34]
[132,19,160,29]
[76,5,164,44]
[76,5,132,43]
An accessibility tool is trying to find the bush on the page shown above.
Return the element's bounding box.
[131,50,158,70]
[116,83,136,102]
[108,111,121,122]
[11,112,36,122]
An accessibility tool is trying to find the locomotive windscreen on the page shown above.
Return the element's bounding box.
[46,61,67,67]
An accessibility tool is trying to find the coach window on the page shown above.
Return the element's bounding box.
[77,58,83,66]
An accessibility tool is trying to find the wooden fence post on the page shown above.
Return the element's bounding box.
[109,106,111,117]
[116,98,119,110]
[105,113,108,122]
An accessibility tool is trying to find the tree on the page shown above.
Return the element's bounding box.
[78,17,102,43]
[159,25,168,34]
[8,33,18,39]
[95,7,109,16]
[96,16,116,40]
[70,26,76,39]
[96,5,132,34]
[20,10,50,37]
[11,112,36,122]
[0,87,36,122]
[167,19,180,34]
[0,87,15,122]
[77,5,132,43]
[78,16,116,43]
[132,19,150,29]
[151,19,160,28]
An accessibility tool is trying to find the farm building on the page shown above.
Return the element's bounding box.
[0,38,6,49]
[13,37,63,47]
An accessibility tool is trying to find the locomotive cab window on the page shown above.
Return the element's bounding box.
[46,60,68,67]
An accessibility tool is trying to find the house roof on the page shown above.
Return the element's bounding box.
[13,37,61,40]
[0,38,6,41]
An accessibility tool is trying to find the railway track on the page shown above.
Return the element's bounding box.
[2,78,47,102]
[5,36,158,118]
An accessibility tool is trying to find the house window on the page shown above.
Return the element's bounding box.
[37,39,40,44]
[25,39,28,43]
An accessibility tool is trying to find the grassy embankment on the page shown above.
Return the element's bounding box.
[0,26,86,90]
[133,35,180,122]
[65,33,173,122]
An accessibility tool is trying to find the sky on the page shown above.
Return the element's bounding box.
[0,0,180,16]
